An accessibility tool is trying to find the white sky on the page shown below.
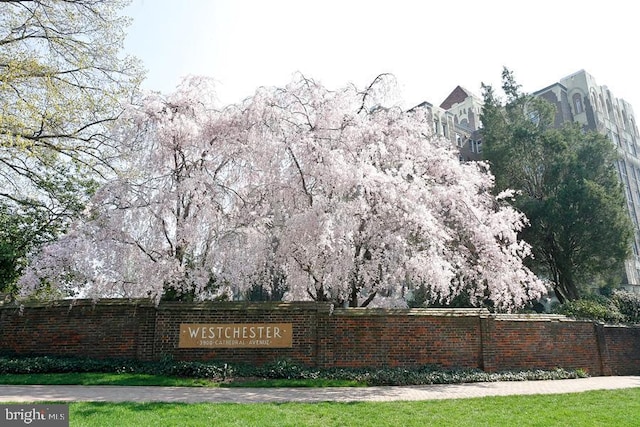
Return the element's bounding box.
[123,0,640,112]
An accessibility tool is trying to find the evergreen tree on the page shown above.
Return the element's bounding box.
[481,68,633,303]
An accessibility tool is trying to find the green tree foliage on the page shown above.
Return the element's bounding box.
[481,68,633,303]
[0,0,143,291]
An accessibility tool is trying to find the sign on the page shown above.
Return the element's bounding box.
[1,404,69,426]
[179,323,293,348]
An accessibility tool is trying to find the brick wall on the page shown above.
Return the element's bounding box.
[327,308,484,369]
[600,325,640,375]
[486,315,603,375]
[0,299,156,360]
[1,300,639,375]
[153,301,331,367]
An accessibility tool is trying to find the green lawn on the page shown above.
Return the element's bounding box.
[0,373,218,387]
[2,372,639,426]
[0,373,363,388]
[57,388,640,426]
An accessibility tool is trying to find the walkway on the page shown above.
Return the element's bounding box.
[1,376,639,403]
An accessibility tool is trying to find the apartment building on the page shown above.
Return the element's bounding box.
[535,70,640,291]
[412,85,484,161]
[421,70,640,291]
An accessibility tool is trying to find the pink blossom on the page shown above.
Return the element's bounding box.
[19,74,547,310]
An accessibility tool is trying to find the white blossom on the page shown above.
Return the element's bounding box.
[19,74,547,310]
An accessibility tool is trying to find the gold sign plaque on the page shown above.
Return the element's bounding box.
[179,323,293,348]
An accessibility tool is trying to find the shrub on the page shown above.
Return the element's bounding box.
[612,290,640,323]
[256,358,318,380]
[0,355,588,385]
[555,295,625,323]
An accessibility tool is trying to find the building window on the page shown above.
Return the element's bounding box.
[528,110,540,125]
[573,93,583,114]
[625,139,637,156]
[622,110,629,130]
[470,139,483,153]
[455,133,462,147]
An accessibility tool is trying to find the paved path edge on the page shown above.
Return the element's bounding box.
[1,376,639,403]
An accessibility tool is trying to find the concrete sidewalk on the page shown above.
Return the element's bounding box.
[1,376,639,403]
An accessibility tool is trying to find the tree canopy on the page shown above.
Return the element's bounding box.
[481,68,633,303]
[0,0,143,292]
[19,74,546,310]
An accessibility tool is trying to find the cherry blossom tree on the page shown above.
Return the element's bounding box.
[221,75,546,309]
[19,74,547,310]
[19,76,252,301]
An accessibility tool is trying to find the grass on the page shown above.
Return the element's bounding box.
[0,373,364,388]
[2,371,639,425]
[25,388,640,426]
[0,373,217,387]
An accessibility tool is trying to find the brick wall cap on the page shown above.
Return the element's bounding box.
[157,301,334,313]
[602,323,640,329]
[333,308,490,317]
[1,298,155,310]
[493,313,573,322]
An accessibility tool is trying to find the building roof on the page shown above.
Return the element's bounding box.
[533,82,568,96]
[439,86,477,109]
